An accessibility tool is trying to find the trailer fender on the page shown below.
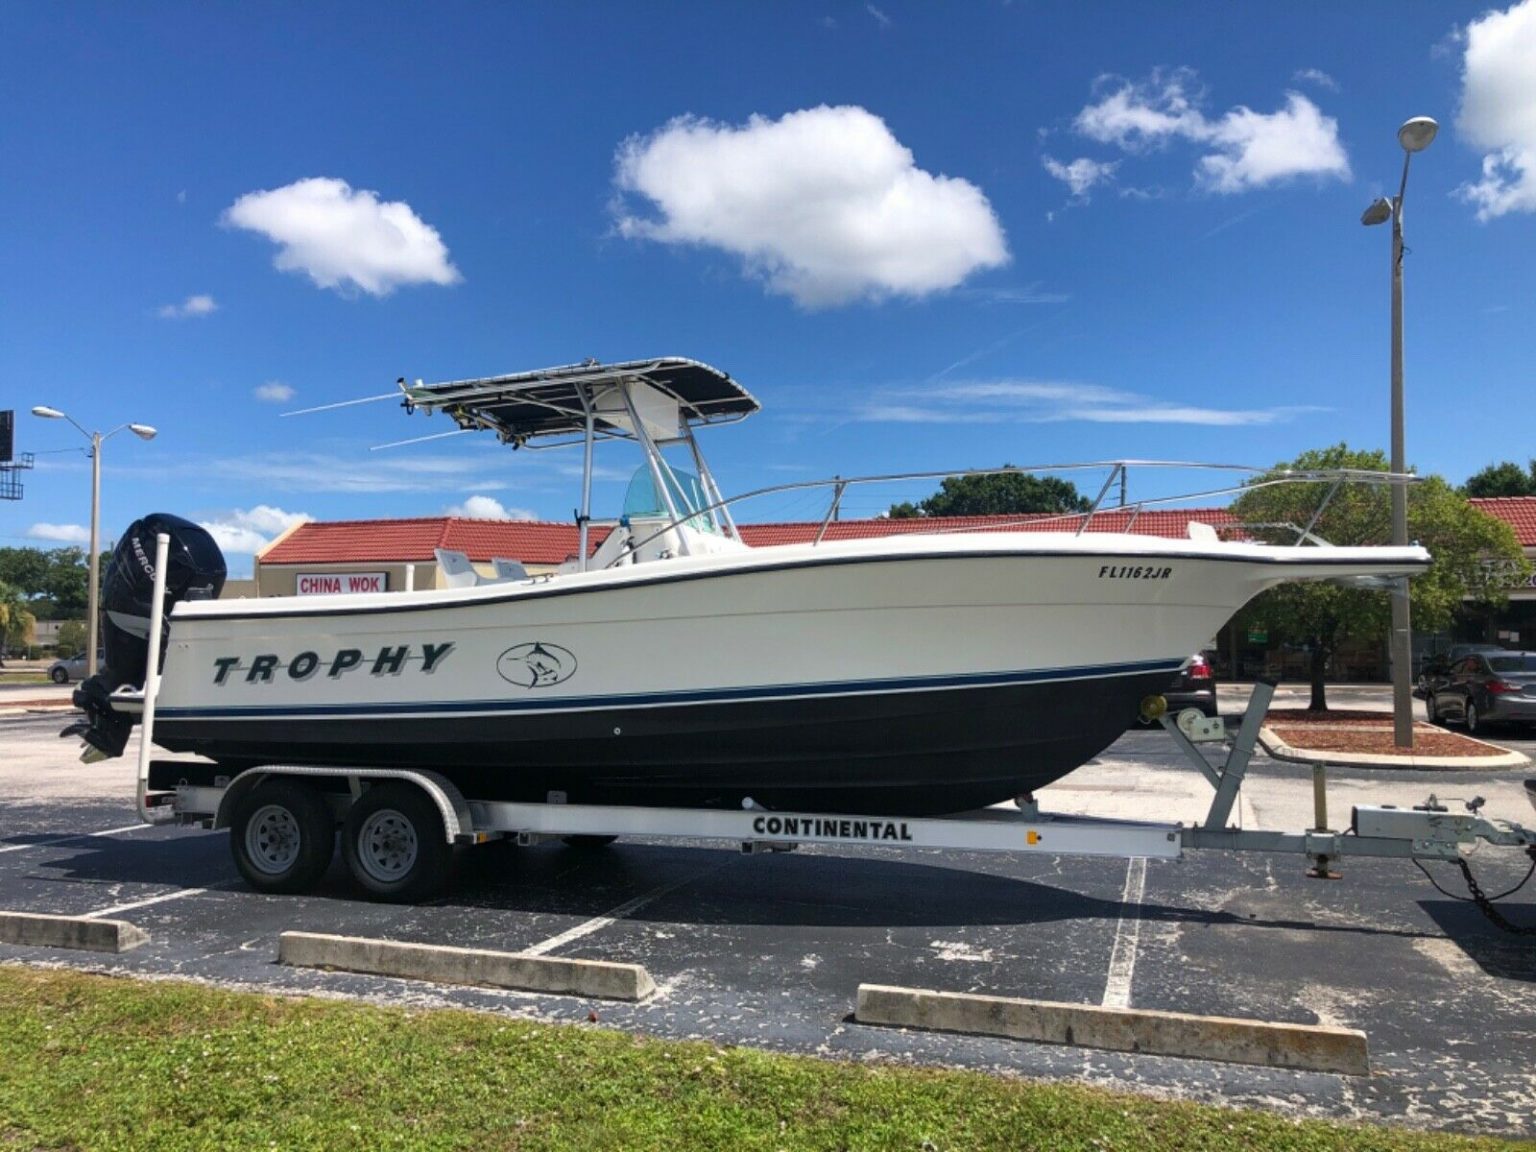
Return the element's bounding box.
[213,766,474,844]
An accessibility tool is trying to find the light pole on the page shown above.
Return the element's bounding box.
[31,407,158,679]
[1361,115,1437,749]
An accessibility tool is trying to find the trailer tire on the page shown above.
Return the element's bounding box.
[230,780,335,894]
[562,834,619,849]
[342,782,452,903]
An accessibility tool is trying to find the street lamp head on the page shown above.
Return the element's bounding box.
[31,406,66,420]
[1397,116,1438,153]
[1361,197,1393,226]
[128,423,157,441]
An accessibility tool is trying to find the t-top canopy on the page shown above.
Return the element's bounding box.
[399,357,759,447]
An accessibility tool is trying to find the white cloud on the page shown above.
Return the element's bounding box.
[963,283,1070,305]
[1456,0,1536,220]
[857,379,1316,427]
[198,505,312,557]
[157,294,218,319]
[1042,155,1119,199]
[1292,68,1340,92]
[865,3,890,27]
[254,381,295,403]
[223,177,462,296]
[446,495,536,520]
[613,105,1009,307]
[200,450,513,495]
[1075,69,1208,150]
[1196,94,1351,193]
[27,523,90,544]
[1071,69,1350,193]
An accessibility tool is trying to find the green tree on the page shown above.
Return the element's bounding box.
[42,548,90,617]
[0,580,36,655]
[1463,459,1536,498]
[0,547,51,595]
[54,619,88,658]
[889,468,1091,519]
[0,547,95,617]
[1233,444,1531,710]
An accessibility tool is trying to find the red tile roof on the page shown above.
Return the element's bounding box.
[259,517,610,566]
[259,508,1247,566]
[1470,497,1536,547]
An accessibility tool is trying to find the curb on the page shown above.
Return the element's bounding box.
[1258,726,1530,772]
[855,984,1369,1076]
[278,931,655,1001]
[0,911,149,953]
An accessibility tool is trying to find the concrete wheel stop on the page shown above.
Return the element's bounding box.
[0,910,150,954]
[278,931,655,1001]
[855,984,1369,1076]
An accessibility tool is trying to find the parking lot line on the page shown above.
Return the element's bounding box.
[521,868,720,957]
[84,886,217,919]
[0,822,150,855]
[1101,856,1147,1010]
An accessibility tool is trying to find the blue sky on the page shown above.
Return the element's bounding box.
[4,2,1534,574]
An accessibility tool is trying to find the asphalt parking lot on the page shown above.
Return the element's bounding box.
[2,690,1534,1138]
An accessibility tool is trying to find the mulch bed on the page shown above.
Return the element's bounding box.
[1265,709,1512,758]
[1266,709,1407,724]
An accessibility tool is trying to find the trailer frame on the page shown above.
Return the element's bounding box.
[126,531,1534,906]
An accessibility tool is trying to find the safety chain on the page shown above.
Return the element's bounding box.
[1455,849,1536,937]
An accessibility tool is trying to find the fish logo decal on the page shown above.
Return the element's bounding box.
[497,641,577,689]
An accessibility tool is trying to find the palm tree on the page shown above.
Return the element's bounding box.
[0,580,36,661]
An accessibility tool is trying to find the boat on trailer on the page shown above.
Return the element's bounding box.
[71,356,1432,817]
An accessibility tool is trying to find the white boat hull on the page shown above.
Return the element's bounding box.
[142,534,1428,814]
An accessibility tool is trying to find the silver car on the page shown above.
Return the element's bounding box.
[1426,650,1536,734]
[46,652,91,684]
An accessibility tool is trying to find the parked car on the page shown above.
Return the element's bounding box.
[1426,650,1536,734]
[47,652,92,684]
[1136,653,1217,725]
[1416,643,1504,699]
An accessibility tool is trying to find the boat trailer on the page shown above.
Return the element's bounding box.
[122,532,1536,923]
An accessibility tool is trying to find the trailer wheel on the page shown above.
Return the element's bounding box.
[342,782,452,903]
[562,834,619,849]
[230,780,335,894]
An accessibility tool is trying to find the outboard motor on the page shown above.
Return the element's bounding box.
[64,513,226,760]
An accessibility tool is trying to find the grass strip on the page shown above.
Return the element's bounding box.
[0,964,1520,1151]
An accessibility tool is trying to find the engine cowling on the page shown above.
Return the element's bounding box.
[66,513,226,760]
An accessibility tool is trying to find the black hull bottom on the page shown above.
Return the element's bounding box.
[152,672,1174,816]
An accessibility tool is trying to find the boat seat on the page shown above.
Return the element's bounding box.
[435,548,491,588]
[436,548,529,587]
[491,557,529,580]
[559,522,635,574]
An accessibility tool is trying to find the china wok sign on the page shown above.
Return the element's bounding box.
[297,571,388,595]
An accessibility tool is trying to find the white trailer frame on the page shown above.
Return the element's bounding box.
[129,532,1535,904]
